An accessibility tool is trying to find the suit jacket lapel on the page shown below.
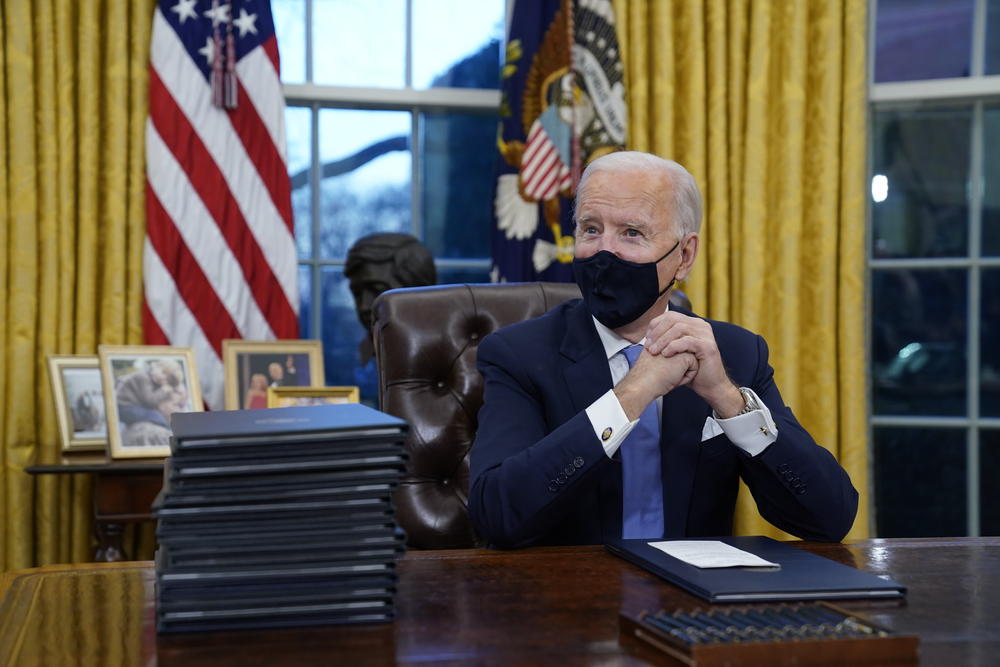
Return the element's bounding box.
[660,385,711,537]
[560,302,612,412]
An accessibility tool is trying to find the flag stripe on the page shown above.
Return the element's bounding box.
[146,119,275,340]
[236,41,287,158]
[145,182,244,351]
[226,74,294,235]
[147,72,295,336]
[522,141,557,186]
[144,240,227,410]
[142,300,170,346]
[149,10,298,311]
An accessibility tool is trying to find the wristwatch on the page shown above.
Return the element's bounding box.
[737,387,758,415]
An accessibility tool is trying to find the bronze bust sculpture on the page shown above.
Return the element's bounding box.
[345,233,437,363]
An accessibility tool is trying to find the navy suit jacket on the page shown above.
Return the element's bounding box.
[468,299,858,548]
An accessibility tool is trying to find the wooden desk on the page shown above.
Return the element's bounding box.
[0,538,997,666]
[26,458,164,562]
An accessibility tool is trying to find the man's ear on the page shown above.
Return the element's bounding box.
[674,233,699,282]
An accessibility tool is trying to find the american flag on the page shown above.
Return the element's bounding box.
[491,0,627,283]
[144,0,298,411]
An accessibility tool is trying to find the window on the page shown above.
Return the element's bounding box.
[274,0,504,403]
[870,0,1000,537]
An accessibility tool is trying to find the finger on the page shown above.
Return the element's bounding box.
[645,322,693,354]
[661,336,708,359]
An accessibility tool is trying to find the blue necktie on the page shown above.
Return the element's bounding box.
[620,344,665,539]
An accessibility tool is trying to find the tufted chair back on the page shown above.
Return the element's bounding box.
[371,282,582,549]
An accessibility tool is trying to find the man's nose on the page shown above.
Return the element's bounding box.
[597,236,622,256]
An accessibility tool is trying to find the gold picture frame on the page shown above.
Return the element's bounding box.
[98,345,203,459]
[47,355,108,453]
[266,386,360,408]
[222,339,325,410]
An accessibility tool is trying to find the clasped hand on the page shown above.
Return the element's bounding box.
[643,311,744,416]
[615,311,744,421]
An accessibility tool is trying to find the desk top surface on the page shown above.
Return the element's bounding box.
[1,538,998,666]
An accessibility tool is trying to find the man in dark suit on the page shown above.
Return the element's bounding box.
[469,151,858,548]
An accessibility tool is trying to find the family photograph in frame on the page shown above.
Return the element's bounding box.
[222,339,325,410]
[98,345,202,459]
[47,355,108,453]
[267,386,360,408]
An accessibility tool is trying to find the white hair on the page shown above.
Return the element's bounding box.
[577,151,703,237]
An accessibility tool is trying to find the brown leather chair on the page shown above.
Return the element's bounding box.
[371,282,582,549]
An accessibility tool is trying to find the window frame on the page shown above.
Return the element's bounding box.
[868,0,1000,537]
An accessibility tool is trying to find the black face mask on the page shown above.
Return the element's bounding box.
[572,240,680,329]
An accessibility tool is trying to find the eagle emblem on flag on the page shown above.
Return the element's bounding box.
[492,0,627,282]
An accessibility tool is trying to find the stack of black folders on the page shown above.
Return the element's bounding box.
[153,403,408,634]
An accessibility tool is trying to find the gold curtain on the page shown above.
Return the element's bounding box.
[0,0,154,570]
[615,0,870,540]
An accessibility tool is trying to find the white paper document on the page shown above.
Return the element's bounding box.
[648,540,781,569]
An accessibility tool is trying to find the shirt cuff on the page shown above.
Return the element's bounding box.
[711,388,778,457]
[585,389,637,458]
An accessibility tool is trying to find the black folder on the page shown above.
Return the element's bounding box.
[606,536,907,603]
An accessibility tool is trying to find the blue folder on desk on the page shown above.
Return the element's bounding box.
[606,536,906,603]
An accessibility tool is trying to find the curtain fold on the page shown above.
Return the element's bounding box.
[615,0,870,540]
[1,0,154,571]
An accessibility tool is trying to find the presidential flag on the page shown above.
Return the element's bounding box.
[492,0,627,283]
[144,0,298,410]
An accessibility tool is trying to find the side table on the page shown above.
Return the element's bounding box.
[26,457,164,562]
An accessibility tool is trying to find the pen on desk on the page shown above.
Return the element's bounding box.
[643,612,703,645]
[771,606,826,637]
[795,605,858,637]
[799,604,845,625]
[728,609,789,640]
[761,608,815,638]
[692,611,746,642]
[711,611,772,641]
[673,611,732,643]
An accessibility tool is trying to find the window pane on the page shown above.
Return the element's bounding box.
[872,269,967,416]
[298,264,312,338]
[286,106,313,258]
[412,0,503,89]
[436,265,491,285]
[874,427,967,537]
[319,267,378,406]
[313,0,405,87]
[872,108,970,258]
[273,0,306,83]
[985,2,1000,75]
[420,111,497,259]
[982,430,1000,535]
[981,105,1000,256]
[983,269,1000,416]
[874,0,974,83]
[318,109,411,259]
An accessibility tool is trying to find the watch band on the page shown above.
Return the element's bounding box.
[737,387,758,415]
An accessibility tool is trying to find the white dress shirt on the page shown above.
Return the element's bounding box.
[583,316,778,459]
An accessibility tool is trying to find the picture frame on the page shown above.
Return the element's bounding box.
[266,386,360,408]
[222,339,325,410]
[98,345,202,459]
[46,355,109,453]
